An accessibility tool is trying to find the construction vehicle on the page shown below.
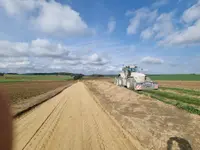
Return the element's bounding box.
[114,65,158,90]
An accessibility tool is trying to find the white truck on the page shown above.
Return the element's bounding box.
[115,65,158,90]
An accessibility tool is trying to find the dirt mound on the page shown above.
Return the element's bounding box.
[85,80,200,150]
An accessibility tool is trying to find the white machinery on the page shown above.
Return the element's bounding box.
[115,65,158,90]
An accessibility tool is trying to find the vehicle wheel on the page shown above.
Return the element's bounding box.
[126,80,134,89]
[118,78,122,86]
[115,78,119,85]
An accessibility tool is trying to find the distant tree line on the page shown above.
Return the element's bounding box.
[7,73,18,75]
[90,74,104,77]
[22,72,85,80]
[73,74,84,80]
[23,72,75,76]
[88,74,117,77]
[0,73,18,75]
[103,74,117,77]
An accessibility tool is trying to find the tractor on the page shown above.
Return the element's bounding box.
[115,65,158,90]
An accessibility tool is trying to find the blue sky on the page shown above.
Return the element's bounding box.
[0,0,200,74]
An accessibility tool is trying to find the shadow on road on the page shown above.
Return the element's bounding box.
[167,137,192,150]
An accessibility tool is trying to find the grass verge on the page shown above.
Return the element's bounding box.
[160,87,200,96]
[143,90,200,106]
[138,91,200,115]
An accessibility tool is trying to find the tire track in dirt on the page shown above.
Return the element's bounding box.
[14,82,139,150]
[14,88,67,150]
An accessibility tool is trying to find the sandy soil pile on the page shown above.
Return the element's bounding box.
[85,80,199,150]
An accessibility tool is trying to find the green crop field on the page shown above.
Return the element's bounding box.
[98,74,200,81]
[148,74,200,81]
[140,91,200,115]
[0,74,73,83]
[138,86,200,115]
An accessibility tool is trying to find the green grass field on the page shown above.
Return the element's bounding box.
[160,87,200,96]
[140,91,200,115]
[148,74,200,81]
[0,74,73,83]
[110,74,200,81]
[144,90,200,106]
[138,86,200,115]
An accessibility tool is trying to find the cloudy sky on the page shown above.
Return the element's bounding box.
[0,0,200,74]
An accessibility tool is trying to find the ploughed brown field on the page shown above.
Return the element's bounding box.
[0,81,74,104]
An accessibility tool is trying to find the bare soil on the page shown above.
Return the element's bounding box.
[0,81,74,104]
[12,82,73,117]
[13,80,200,150]
[13,82,141,150]
[85,80,200,150]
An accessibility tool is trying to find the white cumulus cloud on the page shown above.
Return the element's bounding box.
[0,39,109,73]
[82,53,109,66]
[182,0,200,23]
[107,17,116,33]
[159,19,200,46]
[0,39,70,58]
[141,56,164,64]
[0,0,38,16]
[153,12,175,39]
[0,0,93,37]
[0,40,29,57]
[140,28,154,39]
[159,1,200,46]
[126,8,157,35]
[141,12,175,40]
[30,39,70,58]
[31,1,92,36]
[138,0,200,46]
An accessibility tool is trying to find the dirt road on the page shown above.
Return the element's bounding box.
[14,82,141,150]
